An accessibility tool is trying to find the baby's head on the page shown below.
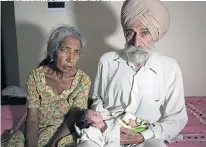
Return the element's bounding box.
[76,109,104,130]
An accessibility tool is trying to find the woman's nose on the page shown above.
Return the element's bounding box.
[66,52,74,63]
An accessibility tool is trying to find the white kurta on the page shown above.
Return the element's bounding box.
[91,51,188,144]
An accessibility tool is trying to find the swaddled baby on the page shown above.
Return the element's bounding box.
[74,109,149,147]
[75,109,121,147]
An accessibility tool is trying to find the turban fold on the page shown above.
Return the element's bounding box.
[121,0,170,42]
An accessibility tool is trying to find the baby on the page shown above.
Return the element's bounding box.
[76,109,106,132]
[75,109,121,147]
[75,109,149,147]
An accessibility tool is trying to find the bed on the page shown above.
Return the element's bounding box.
[168,97,206,147]
[1,97,206,146]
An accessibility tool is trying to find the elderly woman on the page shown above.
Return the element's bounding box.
[2,25,91,147]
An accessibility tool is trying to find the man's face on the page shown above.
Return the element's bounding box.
[124,19,154,66]
[125,19,153,48]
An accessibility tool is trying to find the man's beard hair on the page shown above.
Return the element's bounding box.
[124,43,154,65]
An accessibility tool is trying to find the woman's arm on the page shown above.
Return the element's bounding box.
[25,70,41,147]
[25,108,39,147]
[47,120,71,147]
[49,74,91,146]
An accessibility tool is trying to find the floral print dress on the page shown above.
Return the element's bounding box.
[2,66,91,147]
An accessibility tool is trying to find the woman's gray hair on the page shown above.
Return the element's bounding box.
[46,25,86,61]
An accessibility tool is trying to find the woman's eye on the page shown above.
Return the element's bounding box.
[60,47,68,52]
[76,51,81,55]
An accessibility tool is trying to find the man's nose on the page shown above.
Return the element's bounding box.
[133,33,142,46]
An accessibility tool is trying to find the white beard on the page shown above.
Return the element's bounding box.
[124,43,154,66]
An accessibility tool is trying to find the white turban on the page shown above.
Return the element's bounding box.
[121,0,170,42]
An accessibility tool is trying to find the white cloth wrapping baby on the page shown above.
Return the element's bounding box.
[75,119,121,147]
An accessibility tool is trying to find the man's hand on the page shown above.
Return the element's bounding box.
[120,127,144,145]
[128,119,137,127]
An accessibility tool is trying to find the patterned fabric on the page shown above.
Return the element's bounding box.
[2,66,91,147]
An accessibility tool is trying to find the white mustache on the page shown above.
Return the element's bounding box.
[126,46,151,55]
[124,45,153,65]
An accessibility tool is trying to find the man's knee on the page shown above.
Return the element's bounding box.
[143,139,167,147]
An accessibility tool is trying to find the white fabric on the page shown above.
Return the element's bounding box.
[75,125,105,147]
[122,112,136,124]
[78,140,100,147]
[91,51,188,144]
[2,86,26,98]
[76,119,121,147]
[126,139,167,147]
[78,138,166,147]
[78,139,166,147]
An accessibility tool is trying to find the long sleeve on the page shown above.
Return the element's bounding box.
[26,71,40,108]
[25,70,39,147]
[142,63,188,142]
[91,61,111,120]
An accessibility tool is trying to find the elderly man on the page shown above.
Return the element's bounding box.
[91,0,188,147]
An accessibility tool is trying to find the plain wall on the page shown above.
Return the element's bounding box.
[2,2,20,87]
[14,1,206,96]
[0,1,1,91]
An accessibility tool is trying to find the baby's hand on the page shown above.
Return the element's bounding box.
[128,119,137,127]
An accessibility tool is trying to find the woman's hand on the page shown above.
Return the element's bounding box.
[47,123,71,147]
[120,127,144,145]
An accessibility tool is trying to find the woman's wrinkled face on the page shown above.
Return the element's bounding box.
[125,19,153,48]
[56,36,81,73]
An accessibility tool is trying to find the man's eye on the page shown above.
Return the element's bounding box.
[126,30,135,38]
[141,31,150,36]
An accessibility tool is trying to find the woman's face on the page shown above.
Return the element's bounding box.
[56,36,81,73]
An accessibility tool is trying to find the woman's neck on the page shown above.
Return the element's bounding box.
[45,65,77,80]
